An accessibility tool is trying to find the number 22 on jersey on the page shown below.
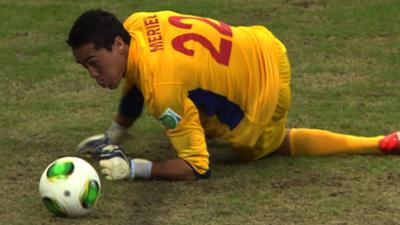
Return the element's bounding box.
[168,16,233,66]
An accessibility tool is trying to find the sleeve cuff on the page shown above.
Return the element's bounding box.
[183,160,211,179]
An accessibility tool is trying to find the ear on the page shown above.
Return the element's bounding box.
[113,36,125,53]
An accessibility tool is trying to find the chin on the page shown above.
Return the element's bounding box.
[108,81,120,90]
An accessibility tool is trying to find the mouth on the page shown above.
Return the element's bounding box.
[96,79,107,88]
[95,77,119,89]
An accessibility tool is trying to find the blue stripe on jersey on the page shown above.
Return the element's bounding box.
[119,85,144,119]
[188,88,244,130]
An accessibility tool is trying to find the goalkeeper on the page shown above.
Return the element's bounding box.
[67,9,399,181]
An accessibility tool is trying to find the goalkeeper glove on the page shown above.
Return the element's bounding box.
[76,121,130,157]
[97,145,152,180]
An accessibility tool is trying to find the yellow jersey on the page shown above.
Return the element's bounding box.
[122,10,286,178]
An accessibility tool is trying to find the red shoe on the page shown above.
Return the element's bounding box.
[379,132,400,153]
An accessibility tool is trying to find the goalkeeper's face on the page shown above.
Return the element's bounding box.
[72,37,128,90]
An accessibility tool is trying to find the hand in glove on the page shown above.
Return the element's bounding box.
[97,145,152,180]
[76,121,130,157]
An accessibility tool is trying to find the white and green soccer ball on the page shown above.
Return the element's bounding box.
[39,157,101,217]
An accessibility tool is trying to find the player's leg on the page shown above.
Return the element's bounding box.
[231,41,292,161]
[289,128,382,155]
[231,120,287,161]
[233,38,291,160]
[268,37,400,156]
[269,35,400,156]
[275,129,400,156]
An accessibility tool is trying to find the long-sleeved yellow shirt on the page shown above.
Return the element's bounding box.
[122,10,285,177]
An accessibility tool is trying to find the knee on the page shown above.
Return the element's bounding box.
[275,129,292,155]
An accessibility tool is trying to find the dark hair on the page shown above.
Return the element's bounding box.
[66,9,131,50]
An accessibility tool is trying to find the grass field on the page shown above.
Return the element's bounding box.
[0,0,399,224]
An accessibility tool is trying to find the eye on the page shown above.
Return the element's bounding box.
[88,60,98,68]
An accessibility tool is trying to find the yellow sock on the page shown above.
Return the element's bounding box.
[289,128,384,156]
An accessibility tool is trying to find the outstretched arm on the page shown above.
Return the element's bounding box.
[116,84,144,128]
[114,112,136,129]
[98,84,210,181]
[98,146,197,181]
[151,158,196,180]
[77,84,144,153]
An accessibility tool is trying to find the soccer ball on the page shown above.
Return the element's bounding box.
[39,157,101,217]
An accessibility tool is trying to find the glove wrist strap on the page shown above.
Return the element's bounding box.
[130,159,152,179]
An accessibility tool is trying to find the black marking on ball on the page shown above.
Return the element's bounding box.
[64,190,71,197]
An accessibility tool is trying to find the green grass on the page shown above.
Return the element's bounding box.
[0,0,399,224]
